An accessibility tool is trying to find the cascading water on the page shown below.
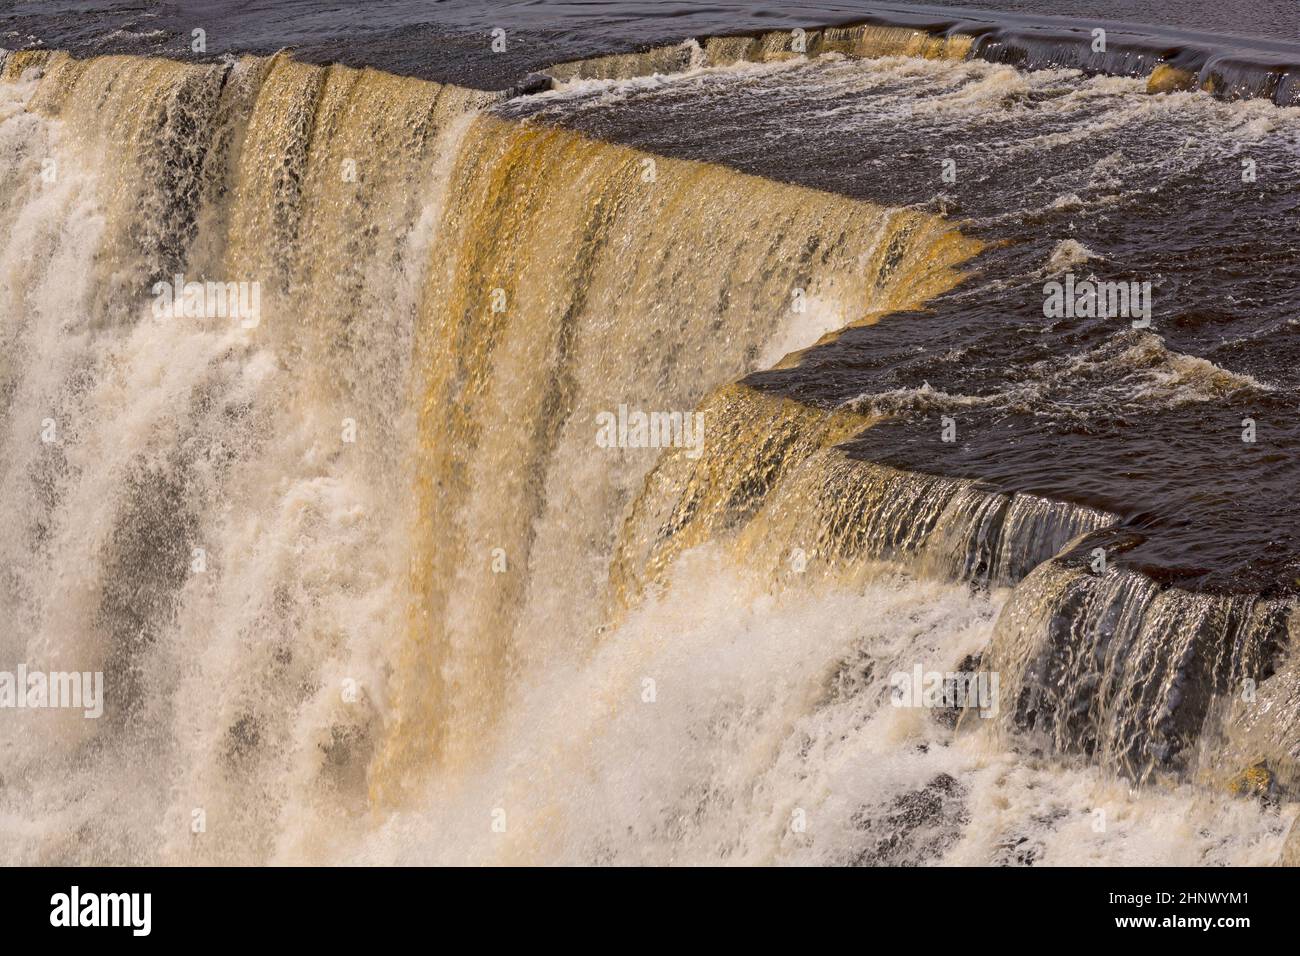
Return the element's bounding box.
[1,13,1298,867]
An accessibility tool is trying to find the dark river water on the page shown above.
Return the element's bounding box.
[2,1,1298,87]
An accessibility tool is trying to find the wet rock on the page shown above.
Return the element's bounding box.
[851,772,967,865]
[933,653,985,728]
[1147,64,1197,94]
[510,72,552,97]
[993,835,1040,866]
[1228,761,1277,803]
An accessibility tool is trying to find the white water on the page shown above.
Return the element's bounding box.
[355,549,1293,866]
[0,52,1295,867]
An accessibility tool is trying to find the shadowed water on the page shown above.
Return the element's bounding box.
[3,1,1299,93]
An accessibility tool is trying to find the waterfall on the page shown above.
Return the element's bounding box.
[546,25,974,84]
[1,46,1295,865]
[541,18,1300,108]
[987,559,1294,783]
[611,385,1115,605]
[0,50,984,861]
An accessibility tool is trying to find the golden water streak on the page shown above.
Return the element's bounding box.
[4,49,983,815]
[548,23,974,82]
[372,114,980,802]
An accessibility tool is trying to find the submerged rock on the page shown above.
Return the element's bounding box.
[1147,63,1197,94]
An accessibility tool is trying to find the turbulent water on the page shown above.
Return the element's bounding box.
[0,5,1298,865]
